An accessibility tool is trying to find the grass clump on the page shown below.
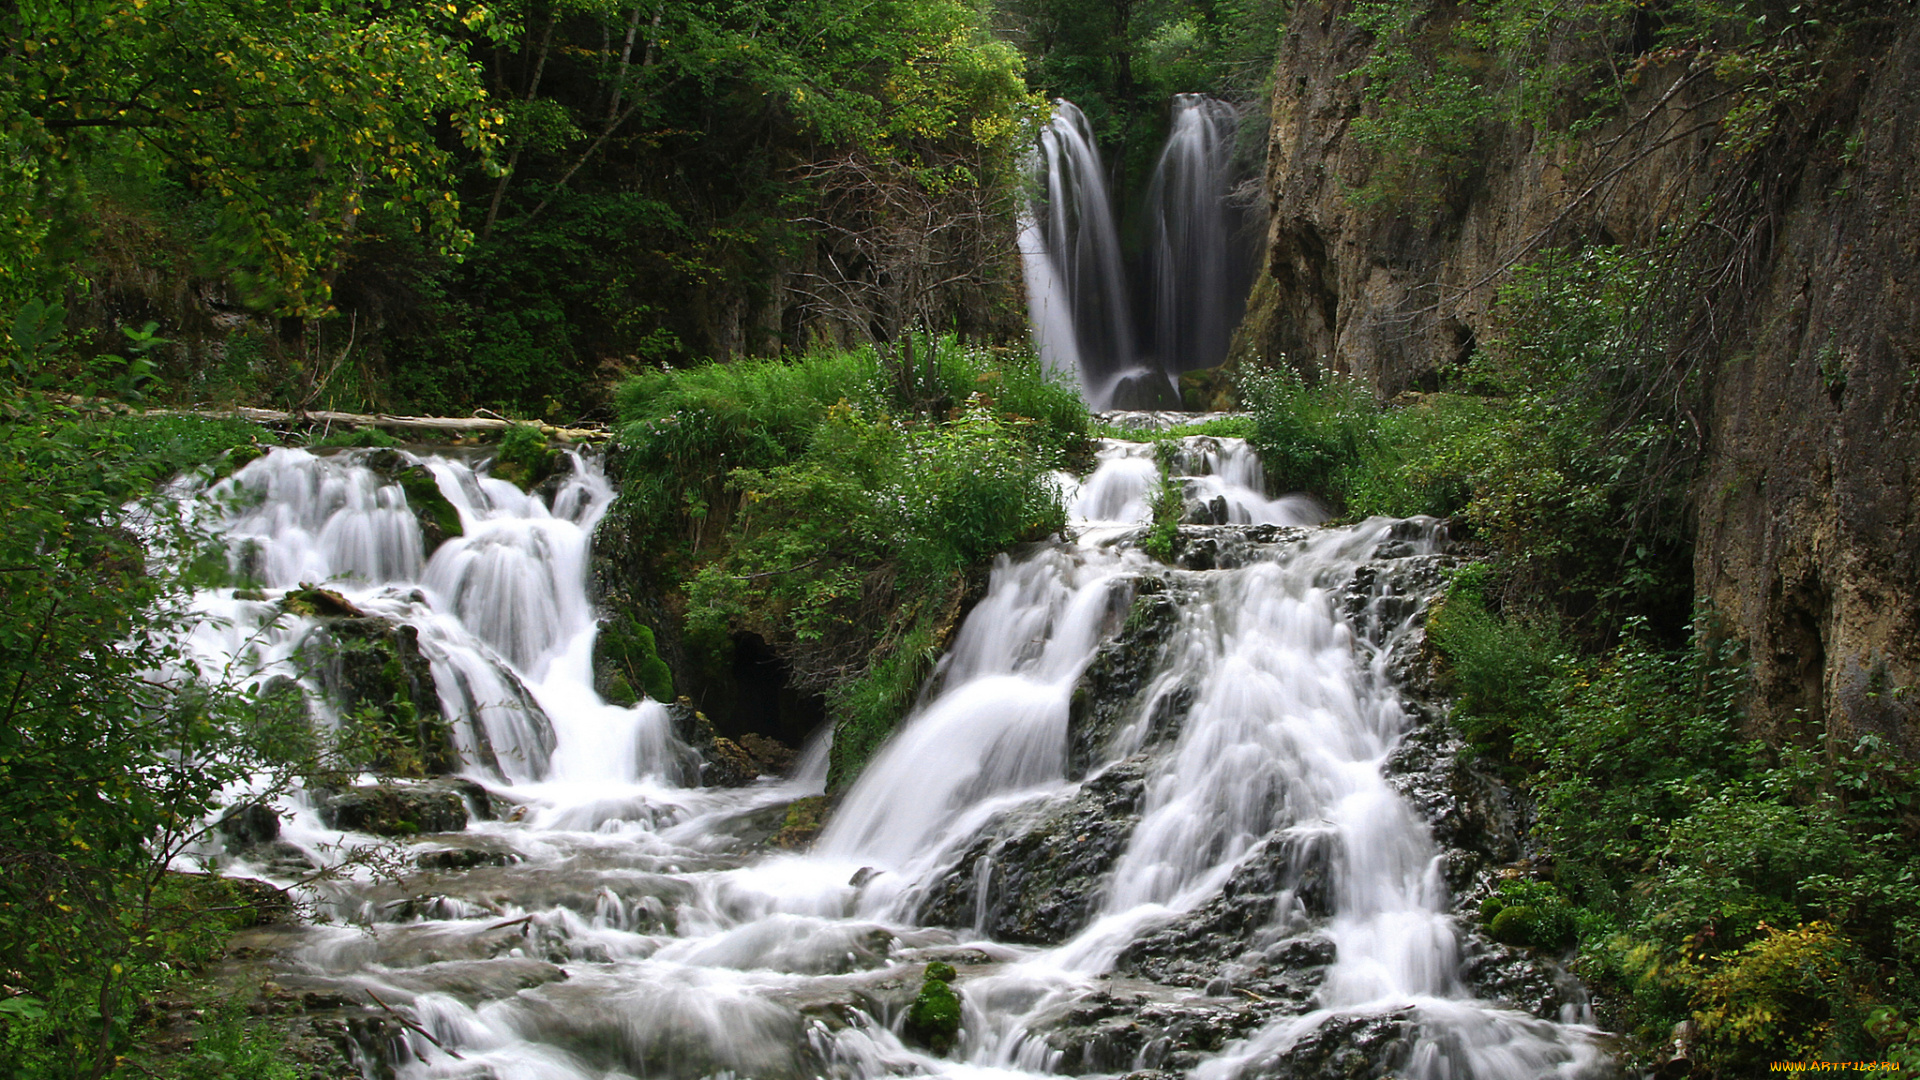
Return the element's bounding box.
[490,422,554,490]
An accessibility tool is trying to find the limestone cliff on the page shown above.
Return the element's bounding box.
[1238,1,1920,749]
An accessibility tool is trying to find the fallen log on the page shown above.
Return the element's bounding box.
[211,406,608,442]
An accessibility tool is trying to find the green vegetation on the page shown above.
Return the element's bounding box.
[1240,245,1692,636]
[1480,879,1578,950]
[1241,223,1914,1071]
[596,615,676,706]
[4,0,1041,417]
[904,960,963,1054]
[1338,0,1881,207]
[1427,591,1920,1072]
[605,340,1086,790]
[0,373,324,1076]
[490,422,556,490]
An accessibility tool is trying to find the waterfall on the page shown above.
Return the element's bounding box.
[1022,97,1256,409]
[1148,95,1253,376]
[174,440,1610,1080]
[1023,101,1136,403]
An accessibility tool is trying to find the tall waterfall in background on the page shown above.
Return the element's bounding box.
[1022,102,1134,400]
[1022,96,1256,410]
[1148,95,1254,379]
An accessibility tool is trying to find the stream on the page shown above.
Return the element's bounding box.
[179,431,1614,1080]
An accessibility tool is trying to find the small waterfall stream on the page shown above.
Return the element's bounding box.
[180,439,1611,1080]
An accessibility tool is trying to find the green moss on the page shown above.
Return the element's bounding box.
[394,468,463,550]
[594,615,674,706]
[904,963,962,1054]
[1480,880,1576,949]
[491,422,554,491]
[771,794,832,849]
[280,585,363,618]
[826,614,942,793]
[309,426,398,448]
[211,442,266,480]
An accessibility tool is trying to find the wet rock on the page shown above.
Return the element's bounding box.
[318,779,473,836]
[1033,980,1286,1076]
[1233,1009,1417,1080]
[219,802,282,848]
[380,957,570,1006]
[1107,372,1184,411]
[1069,579,1187,778]
[1457,933,1578,1020]
[1172,524,1314,572]
[917,757,1150,944]
[1115,830,1340,987]
[494,974,824,1080]
[769,795,832,850]
[359,448,463,555]
[1381,721,1523,896]
[527,451,576,504]
[662,699,785,787]
[411,834,522,871]
[301,615,458,776]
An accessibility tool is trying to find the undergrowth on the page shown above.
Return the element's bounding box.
[1428,578,1920,1073]
[607,338,1084,790]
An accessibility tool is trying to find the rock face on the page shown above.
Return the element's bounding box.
[1236,0,1715,395]
[300,614,458,776]
[1240,0,1920,754]
[916,756,1151,943]
[1691,19,1920,754]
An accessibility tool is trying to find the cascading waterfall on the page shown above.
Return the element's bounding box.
[176,437,1611,1080]
[1021,97,1256,409]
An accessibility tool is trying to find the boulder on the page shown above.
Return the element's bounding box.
[300,615,457,776]
[318,779,480,836]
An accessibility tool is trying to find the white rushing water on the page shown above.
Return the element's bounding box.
[1021,97,1256,407]
[181,437,1610,1080]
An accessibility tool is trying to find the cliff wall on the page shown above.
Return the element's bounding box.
[1239,1,1920,749]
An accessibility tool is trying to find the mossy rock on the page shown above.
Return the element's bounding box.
[212,443,266,480]
[702,737,759,787]
[282,585,366,618]
[770,795,832,850]
[594,615,674,706]
[395,469,463,553]
[490,423,557,491]
[1486,902,1575,949]
[318,781,470,836]
[904,963,962,1055]
[360,449,463,554]
[301,615,456,776]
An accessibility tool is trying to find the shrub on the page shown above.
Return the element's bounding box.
[608,344,1084,793]
[1238,365,1484,520]
[1482,879,1577,949]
